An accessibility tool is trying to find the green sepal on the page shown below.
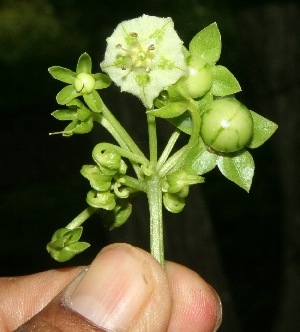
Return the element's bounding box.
[76,52,92,74]
[46,227,90,262]
[56,85,80,105]
[217,149,255,192]
[62,121,78,136]
[51,109,77,121]
[48,66,76,84]
[211,66,241,97]
[163,192,185,213]
[72,118,94,135]
[93,73,112,90]
[147,102,189,119]
[189,23,221,65]
[77,107,92,122]
[183,140,217,175]
[86,190,116,210]
[247,111,278,148]
[104,199,133,230]
[83,90,103,113]
[48,241,90,262]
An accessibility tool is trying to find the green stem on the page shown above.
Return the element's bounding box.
[118,174,147,192]
[158,145,188,177]
[94,113,145,179]
[93,142,149,166]
[159,102,200,176]
[147,173,165,267]
[66,206,98,230]
[101,103,146,158]
[156,130,180,172]
[147,114,158,169]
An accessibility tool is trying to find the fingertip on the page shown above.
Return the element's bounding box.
[165,261,222,332]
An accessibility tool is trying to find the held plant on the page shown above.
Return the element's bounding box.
[46,15,278,266]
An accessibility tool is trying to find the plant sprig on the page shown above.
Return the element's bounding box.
[47,15,278,265]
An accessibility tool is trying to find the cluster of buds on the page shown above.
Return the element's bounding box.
[162,170,204,213]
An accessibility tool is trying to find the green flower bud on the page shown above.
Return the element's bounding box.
[163,170,204,197]
[104,199,133,230]
[86,190,116,210]
[74,73,96,94]
[200,98,254,153]
[184,56,213,99]
[163,192,185,213]
[93,149,128,176]
[46,227,90,262]
[80,165,112,191]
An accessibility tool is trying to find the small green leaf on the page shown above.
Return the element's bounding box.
[76,52,92,73]
[147,102,188,119]
[217,150,255,192]
[56,85,80,105]
[247,111,278,148]
[83,90,103,112]
[184,141,217,175]
[51,109,77,121]
[48,66,75,84]
[211,66,241,96]
[189,23,221,65]
[168,112,192,134]
[93,73,112,89]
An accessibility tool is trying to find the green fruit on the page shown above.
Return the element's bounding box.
[200,98,253,153]
[185,56,213,98]
[74,73,95,94]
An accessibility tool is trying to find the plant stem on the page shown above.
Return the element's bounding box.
[156,130,180,171]
[147,172,165,267]
[66,206,98,230]
[146,113,165,266]
[101,103,146,158]
[147,114,158,169]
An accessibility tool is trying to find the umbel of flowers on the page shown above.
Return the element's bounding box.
[47,15,277,265]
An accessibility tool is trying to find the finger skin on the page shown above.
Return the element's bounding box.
[15,290,105,332]
[0,267,83,332]
[0,244,221,332]
[166,261,222,332]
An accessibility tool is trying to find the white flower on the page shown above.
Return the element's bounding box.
[100,15,187,108]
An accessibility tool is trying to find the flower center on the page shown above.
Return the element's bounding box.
[116,33,155,73]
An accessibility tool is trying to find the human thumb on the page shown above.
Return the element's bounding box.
[16,243,172,331]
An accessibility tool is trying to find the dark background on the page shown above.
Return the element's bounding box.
[1,0,299,331]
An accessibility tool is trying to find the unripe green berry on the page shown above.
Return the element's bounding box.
[200,98,253,153]
[185,56,213,99]
[74,73,96,94]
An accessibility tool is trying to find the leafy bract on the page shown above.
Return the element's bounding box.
[217,150,254,192]
[248,111,278,148]
[189,23,221,65]
[211,66,241,96]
